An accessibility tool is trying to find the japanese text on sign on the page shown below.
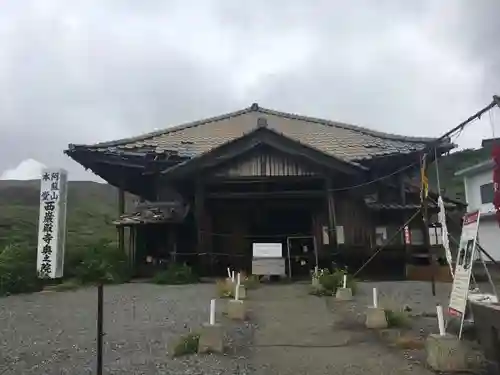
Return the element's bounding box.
[37,168,68,279]
[449,211,480,317]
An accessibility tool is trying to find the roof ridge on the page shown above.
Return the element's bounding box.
[74,102,445,150]
[256,106,439,143]
[82,106,253,149]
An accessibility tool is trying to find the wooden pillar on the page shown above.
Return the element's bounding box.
[400,176,410,277]
[118,187,125,253]
[325,178,336,266]
[194,180,208,274]
[421,159,437,296]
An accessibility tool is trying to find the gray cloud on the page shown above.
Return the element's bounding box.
[0,0,498,180]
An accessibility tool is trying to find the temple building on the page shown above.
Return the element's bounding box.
[65,103,464,279]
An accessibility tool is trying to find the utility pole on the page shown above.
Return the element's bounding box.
[425,95,500,297]
[420,154,436,296]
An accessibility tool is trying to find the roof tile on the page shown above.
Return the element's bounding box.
[82,104,448,162]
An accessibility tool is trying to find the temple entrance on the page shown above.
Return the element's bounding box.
[248,203,312,238]
[286,236,317,279]
[247,202,316,278]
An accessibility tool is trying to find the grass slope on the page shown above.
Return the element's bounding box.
[0,180,134,252]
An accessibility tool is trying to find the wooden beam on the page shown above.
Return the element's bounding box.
[206,190,325,199]
[325,178,336,247]
[118,184,125,254]
[400,175,410,276]
[204,175,324,184]
[194,180,204,252]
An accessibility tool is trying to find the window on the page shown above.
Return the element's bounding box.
[480,183,494,204]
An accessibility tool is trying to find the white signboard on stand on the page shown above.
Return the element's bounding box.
[37,168,68,279]
[252,243,282,258]
[448,211,480,320]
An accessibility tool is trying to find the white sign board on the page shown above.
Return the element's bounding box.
[336,226,345,245]
[252,243,282,258]
[37,168,68,279]
[252,258,286,276]
[448,211,481,318]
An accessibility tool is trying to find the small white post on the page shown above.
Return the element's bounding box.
[436,304,445,336]
[227,267,231,279]
[231,271,235,283]
[235,272,241,301]
[343,274,347,289]
[209,299,216,325]
[372,287,378,308]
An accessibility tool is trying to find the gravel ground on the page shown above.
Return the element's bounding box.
[326,281,489,374]
[248,283,436,375]
[0,281,492,374]
[0,283,253,375]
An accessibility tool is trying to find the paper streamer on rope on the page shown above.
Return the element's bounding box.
[420,154,429,202]
[437,196,453,277]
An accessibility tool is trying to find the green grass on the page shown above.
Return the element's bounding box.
[0,180,133,253]
[0,180,136,295]
[384,309,411,328]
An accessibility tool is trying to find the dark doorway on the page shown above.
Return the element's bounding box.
[249,203,312,238]
[248,202,314,278]
[286,236,317,279]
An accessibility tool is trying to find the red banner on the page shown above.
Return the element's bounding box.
[492,144,500,226]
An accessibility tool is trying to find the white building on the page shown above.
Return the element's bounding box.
[455,159,500,261]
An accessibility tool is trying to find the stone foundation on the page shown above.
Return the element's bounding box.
[198,323,224,354]
[365,307,388,329]
[425,333,467,372]
[227,299,246,320]
[335,287,353,301]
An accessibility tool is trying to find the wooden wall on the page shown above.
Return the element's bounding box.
[213,149,317,177]
[334,191,373,247]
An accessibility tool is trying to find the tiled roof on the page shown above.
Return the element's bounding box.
[75,103,449,162]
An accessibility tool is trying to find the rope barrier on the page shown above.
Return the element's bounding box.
[352,209,422,277]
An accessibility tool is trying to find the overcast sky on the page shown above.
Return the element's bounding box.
[0,0,499,181]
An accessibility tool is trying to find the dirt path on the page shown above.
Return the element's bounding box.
[248,284,435,375]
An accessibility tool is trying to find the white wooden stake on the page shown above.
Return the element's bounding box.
[227,267,231,279]
[235,273,241,301]
[436,304,445,336]
[209,299,216,325]
[231,271,235,283]
[372,287,378,308]
[343,274,347,289]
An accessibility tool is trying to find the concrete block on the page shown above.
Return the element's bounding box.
[236,285,247,300]
[198,323,224,354]
[227,299,246,320]
[312,277,320,288]
[425,333,467,372]
[365,307,388,329]
[335,287,353,301]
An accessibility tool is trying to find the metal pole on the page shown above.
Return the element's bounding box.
[312,235,319,272]
[97,283,104,375]
[286,237,293,280]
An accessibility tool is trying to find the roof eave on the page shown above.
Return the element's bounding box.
[454,159,493,177]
